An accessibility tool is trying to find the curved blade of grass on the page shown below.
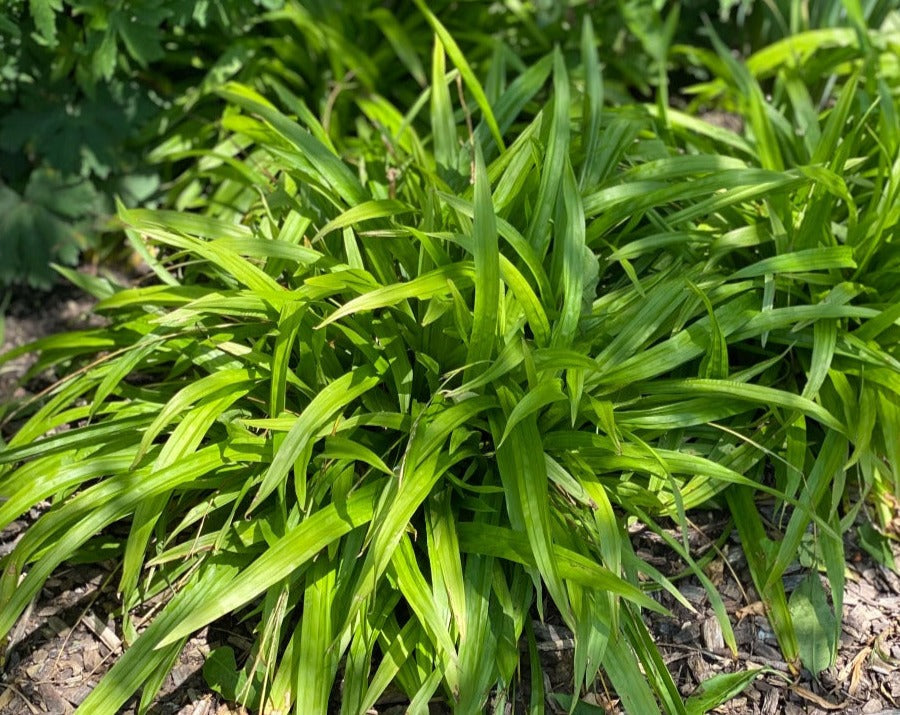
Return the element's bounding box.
[218,82,368,205]
[121,225,284,296]
[251,366,382,511]
[803,319,837,401]
[644,379,845,433]
[317,262,474,328]
[622,606,687,715]
[730,247,856,280]
[133,368,258,467]
[412,0,503,151]
[438,192,551,298]
[118,207,253,240]
[0,453,132,530]
[686,669,765,715]
[312,200,411,243]
[270,303,306,418]
[121,390,252,607]
[746,28,860,77]
[322,436,393,476]
[466,143,500,376]
[498,379,567,447]
[209,237,321,266]
[89,339,160,419]
[499,256,552,346]
[0,415,149,466]
[157,478,385,649]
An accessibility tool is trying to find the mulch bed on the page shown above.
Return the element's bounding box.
[2,280,899,714]
[0,282,104,405]
[629,514,900,715]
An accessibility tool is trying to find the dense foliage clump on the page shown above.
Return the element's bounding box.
[1,2,899,713]
[8,0,894,286]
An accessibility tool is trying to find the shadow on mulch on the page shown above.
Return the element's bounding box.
[0,558,235,715]
[1,280,107,408]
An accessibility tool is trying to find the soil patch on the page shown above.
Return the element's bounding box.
[0,282,102,405]
[630,513,900,715]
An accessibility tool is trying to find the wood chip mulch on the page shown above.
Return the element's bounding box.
[629,513,900,715]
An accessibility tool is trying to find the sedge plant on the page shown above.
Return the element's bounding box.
[1,8,899,714]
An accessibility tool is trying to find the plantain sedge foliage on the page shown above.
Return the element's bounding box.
[1,14,900,715]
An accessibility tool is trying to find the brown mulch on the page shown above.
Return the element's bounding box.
[628,513,900,715]
[0,282,104,405]
[0,558,232,715]
[2,279,900,714]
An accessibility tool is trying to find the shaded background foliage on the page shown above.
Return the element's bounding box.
[0,0,284,286]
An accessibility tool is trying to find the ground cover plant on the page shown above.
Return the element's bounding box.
[1,2,899,713]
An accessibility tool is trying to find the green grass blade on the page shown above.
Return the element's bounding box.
[644,378,846,433]
[74,560,241,715]
[413,0,504,151]
[764,431,848,591]
[579,16,604,189]
[526,48,569,254]
[552,158,587,348]
[311,199,411,243]
[466,143,500,375]
[492,386,572,624]
[727,487,799,665]
[317,263,475,328]
[729,246,857,279]
[157,479,385,648]
[498,378,567,447]
[295,557,338,715]
[251,367,381,511]
[218,82,368,205]
[431,37,459,184]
